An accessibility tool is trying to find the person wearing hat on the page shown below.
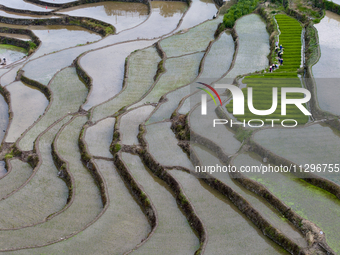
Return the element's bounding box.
[280,44,283,50]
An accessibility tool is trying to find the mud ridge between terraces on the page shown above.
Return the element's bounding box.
[134,123,207,255]
[172,109,334,254]
[81,111,157,253]
[0,15,114,37]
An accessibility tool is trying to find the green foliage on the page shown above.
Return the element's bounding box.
[323,0,340,15]
[113,143,121,153]
[28,41,37,50]
[223,0,260,28]
[296,4,322,18]
[225,15,310,125]
[5,151,14,159]
[235,129,253,142]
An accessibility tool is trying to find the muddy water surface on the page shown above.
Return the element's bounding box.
[0,45,27,65]
[0,0,55,12]
[0,9,57,19]
[0,33,31,41]
[313,11,340,115]
[254,123,340,185]
[177,0,217,30]
[233,152,340,253]
[81,40,155,110]
[0,161,6,178]
[0,92,8,143]
[58,2,149,33]
[5,81,48,143]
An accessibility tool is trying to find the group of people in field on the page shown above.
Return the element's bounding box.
[0,58,6,65]
[269,41,284,72]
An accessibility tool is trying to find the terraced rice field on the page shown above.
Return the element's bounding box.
[121,153,199,254]
[190,99,242,155]
[0,117,70,229]
[145,122,194,169]
[312,11,340,115]
[233,152,340,253]
[221,14,270,80]
[58,2,149,32]
[275,14,303,71]
[85,117,115,158]
[193,145,307,249]
[0,45,27,65]
[120,105,155,145]
[169,169,290,254]
[0,159,32,200]
[0,1,339,254]
[19,67,88,151]
[0,93,8,143]
[134,52,203,107]
[5,81,49,143]
[225,14,308,124]
[253,124,340,185]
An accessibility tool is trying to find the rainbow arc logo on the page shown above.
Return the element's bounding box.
[196,82,222,115]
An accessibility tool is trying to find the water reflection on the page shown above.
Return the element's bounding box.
[152,1,187,17]
[58,2,149,32]
[0,161,6,178]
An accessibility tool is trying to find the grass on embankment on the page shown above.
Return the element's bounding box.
[226,15,308,124]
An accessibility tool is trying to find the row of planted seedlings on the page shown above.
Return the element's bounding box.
[225,13,309,124]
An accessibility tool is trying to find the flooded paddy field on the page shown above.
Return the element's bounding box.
[5,81,48,143]
[312,11,340,115]
[120,105,155,145]
[92,45,160,122]
[81,40,155,110]
[222,14,269,80]
[145,122,194,169]
[176,0,217,30]
[0,0,55,12]
[58,2,149,33]
[122,153,199,254]
[193,145,307,250]
[135,52,203,107]
[0,45,27,65]
[0,0,339,253]
[0,159,32,199]
[19,67,88,151]
[85,117,115,158]
[233,152,340,253]
[0,92,8,143]
[253,124,340,185]
[169,169,290,254]
[0,117,69,229]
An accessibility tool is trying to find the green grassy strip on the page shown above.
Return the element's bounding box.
[225,15,309,124]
